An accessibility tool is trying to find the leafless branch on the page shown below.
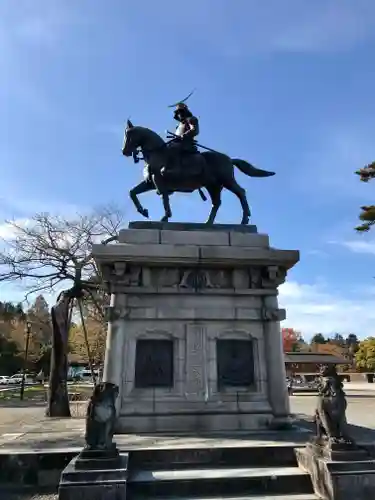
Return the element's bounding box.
[0,205,125,298]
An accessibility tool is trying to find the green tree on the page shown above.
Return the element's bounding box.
[331,333,345,345]
[355,162,375,232]
[346,333,359,347]
[355,338,375,371]
[0,333,22,374]
[0,301,25,323]
[311,333,326,344]
[27,295,52,346]
[0,301,25,374]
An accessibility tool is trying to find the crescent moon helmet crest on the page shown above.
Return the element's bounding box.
[168,89,196,108]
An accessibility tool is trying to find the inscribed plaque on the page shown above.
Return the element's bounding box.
[134,339,174,388]
[216,339,254,388]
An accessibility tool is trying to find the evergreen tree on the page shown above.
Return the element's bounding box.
[355,162,375,232]
[311,333,326,344]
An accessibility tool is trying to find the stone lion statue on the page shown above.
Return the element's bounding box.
[314,364,352,445]
[84,382,119,451]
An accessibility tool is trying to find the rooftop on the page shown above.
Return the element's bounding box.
[284,352,348,364]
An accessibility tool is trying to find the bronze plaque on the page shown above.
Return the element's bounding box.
[216,339,254,388]
[134,339,174,388]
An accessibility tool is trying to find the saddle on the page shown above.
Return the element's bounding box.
[164,142,203,178]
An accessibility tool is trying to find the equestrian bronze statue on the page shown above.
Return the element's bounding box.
[122,96,275,225]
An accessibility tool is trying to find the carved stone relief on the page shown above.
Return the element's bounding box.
[186,325,206,397]
[249,267,262,289]
[102,263,287,291]
[261,307,285,322]
[148,267,232,290]
[261,266,287,288]
[179,269,231,290]
[102,263,142,286]
[105,305,129,322]
[152,268,180,288]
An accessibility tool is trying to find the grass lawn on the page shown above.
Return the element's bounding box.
[0,384,93,402]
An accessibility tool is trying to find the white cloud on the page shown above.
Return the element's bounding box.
[279,280,375,338]
[338,240,375,255]
[0,218,29,240]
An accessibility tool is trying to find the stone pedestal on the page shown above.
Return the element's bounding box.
[296,444,375,500]
[58,448,128,500]
[92,222,299,433]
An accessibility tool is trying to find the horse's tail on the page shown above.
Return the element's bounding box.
[198,188,207,201]
[232,159,275,178]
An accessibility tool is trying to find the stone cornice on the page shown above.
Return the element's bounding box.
[92,243,299,270]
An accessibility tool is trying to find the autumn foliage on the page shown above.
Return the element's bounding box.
[282,328,301,352]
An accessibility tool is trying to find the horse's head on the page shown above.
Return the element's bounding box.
[122,119,138,157]
[122,120,165,158]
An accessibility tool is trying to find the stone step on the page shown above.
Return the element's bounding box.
[128,445,299,470]
[127,466,313,497]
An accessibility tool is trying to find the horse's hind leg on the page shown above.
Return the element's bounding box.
[224,179,251,225]
[205,185,222,225]
[130,181,153,218]
[160,193,172,222]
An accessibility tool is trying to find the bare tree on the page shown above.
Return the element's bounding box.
[0,205,124,416]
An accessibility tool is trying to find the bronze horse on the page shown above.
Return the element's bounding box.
[122,120,275,224]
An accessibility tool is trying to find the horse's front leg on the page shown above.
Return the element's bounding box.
[129,180,153,218]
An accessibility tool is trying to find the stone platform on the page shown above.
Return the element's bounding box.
[92,222,300,434]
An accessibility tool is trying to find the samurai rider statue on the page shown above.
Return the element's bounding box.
[161,90,200,178]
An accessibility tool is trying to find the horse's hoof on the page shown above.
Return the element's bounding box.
[160,216,169,223]
[141,209,149,218]
[241,217,250,225]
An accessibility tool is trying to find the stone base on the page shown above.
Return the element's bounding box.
[93,222,300,438]
[296,446,375,500]
[58,448,128,500]
[115,411,274,433]
[267,415,295,431]
[128,221,258,233]
[307,439,370,461]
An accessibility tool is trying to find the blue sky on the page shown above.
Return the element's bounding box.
[1,0,375,337]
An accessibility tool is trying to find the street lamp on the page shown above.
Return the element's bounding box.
[20,321,32,401]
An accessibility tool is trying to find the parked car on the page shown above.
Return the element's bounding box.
[8,374,35,385]
[0,376,9,385]
[8,374,22,384]
[79,368,101,382]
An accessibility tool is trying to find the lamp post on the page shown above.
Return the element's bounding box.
[20,321,32,401]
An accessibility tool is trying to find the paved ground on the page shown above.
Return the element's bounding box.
[0,384,374,451]
[0,385,373,498]
[3,495,57,500]
[292,385,375,431]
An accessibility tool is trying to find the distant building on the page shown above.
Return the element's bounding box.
[284,352,347,375]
